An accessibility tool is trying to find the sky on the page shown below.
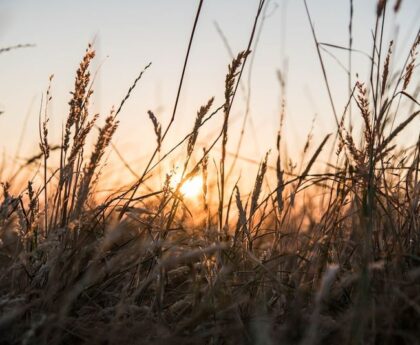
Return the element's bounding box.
[0,0,419,185]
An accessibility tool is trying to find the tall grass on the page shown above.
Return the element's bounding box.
[0,1,419,344]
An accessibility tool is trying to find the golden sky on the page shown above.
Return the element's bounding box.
[0,0,419,187]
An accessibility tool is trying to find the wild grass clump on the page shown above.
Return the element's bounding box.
[0,1,419,344]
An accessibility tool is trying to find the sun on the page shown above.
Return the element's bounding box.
[169,165,204,198]
[179,175,203,198]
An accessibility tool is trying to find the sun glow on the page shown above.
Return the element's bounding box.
[179,176,203,198]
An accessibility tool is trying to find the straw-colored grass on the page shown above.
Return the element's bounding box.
[0,1,419,344]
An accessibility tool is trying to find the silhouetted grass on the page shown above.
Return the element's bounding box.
[0,1,419,344]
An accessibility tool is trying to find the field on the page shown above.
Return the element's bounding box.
[0,1,420,344]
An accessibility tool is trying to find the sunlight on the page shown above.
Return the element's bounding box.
[179,175,203,198]
[169,165,204,199]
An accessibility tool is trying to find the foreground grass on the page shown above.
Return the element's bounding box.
[1,1,420,344]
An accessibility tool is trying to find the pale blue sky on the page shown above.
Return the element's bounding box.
[0,0,419,181]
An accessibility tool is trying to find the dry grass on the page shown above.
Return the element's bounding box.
[1,1,420,344]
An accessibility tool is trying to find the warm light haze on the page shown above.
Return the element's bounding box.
[1,1,419,344]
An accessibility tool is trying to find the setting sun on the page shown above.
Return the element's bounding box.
[179,176,203,198]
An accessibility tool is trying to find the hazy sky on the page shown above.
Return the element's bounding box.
[0,0,419,181]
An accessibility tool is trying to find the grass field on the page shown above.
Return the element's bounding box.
[1,1,420,344]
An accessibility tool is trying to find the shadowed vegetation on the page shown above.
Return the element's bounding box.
[0,1,419,344]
